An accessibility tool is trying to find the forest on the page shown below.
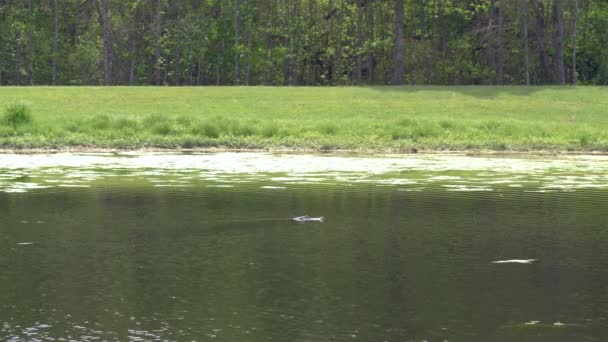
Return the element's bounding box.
[0,0,607,86]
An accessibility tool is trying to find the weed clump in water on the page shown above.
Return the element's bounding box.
[2,101,33,128]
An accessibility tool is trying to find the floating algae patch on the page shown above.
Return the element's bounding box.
[443,184,494,192]
[1,152,608,193]
[260,186,286,189]
[0,182,51,193]
[154,184,189,188]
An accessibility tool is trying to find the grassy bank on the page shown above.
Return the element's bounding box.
[1,86,607,152]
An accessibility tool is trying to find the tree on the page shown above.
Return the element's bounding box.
[155,0,163,85]
[520,0,531,85]
[101,0,112,85]
[52,0,58,85]
[234,0,241,84]
[0,0,607,86]
[497,0,505,84]
[532,0,551,83]
[572,0,579,84]
[392,0,404,85]
[26,0,34,85]
[553,0,566,85]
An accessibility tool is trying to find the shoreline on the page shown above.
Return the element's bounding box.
[2,146,608,157]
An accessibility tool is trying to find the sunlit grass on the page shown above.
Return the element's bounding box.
[1,86,607,151]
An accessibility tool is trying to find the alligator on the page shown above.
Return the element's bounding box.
[291,215,325,223]
[491,259,537,264]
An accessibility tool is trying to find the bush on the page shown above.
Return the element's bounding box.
[113,117,139,130]
[2,101,33,128]
[142,113,168,127]
[260,123,279,137]
[89,114,112,130]
[192,121,220,138]
[151,121,174,135]
[231,120,256,136]
[318,123,339,135]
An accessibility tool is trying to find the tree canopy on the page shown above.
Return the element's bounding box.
[0,0,607,86]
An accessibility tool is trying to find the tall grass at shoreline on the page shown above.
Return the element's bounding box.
[1,86,607,151]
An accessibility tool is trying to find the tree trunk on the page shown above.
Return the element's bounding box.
[196,3,205,85]
[172,2,180,86]
[185,27,193,85]
[128,33,136,85]
[246,30,252,85]
[553,0,566,85]
[292,0,301,85]
[14,36,21,85]
[173,39,181,86]
[605,45,608,85]
[234,0,241,84]
[101,0,112,85]
[571,0,578,85]
[496,0,504,85]
[308,0,317,84]
[26,0,34,85]
[163,57,169,84]
[582,0,589,40]
[155,0,162,85]
[264,0,274,85]
[356,2,363,84]
[382,1,392,83]
[215,54,220,85]
[367,0,375,84]
[334,0,344,84]
[282,2,290,85]
[15,0,25,85]
[196,53,204,85]
[216,38,224,85]
[532,0,550,83]
[392,0,405,85]
[521,0,531,86]
[52,0,58,85]
[420,0,429,84]
[437,0,448,82]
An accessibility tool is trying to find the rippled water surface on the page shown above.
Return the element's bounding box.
[2,152,608,341]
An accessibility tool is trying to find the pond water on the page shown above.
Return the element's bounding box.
[2,152,608,341]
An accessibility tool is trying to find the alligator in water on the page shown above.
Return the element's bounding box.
[491,259,537,264]
[291,215,325,223]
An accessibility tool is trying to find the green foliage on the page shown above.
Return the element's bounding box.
[2,101,33,128]
[1,0,607,85]
[193,121,220,138]
[151,121,174,135]
[318,123,339,135]
[260,123,279,138]
[0,86,607,152]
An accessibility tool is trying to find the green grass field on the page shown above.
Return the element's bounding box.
[1,86,607,152]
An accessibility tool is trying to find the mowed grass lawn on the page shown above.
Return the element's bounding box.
[1,86,607,152]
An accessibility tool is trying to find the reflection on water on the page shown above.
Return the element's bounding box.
[1,153,608,341]
[2,152,608,193]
